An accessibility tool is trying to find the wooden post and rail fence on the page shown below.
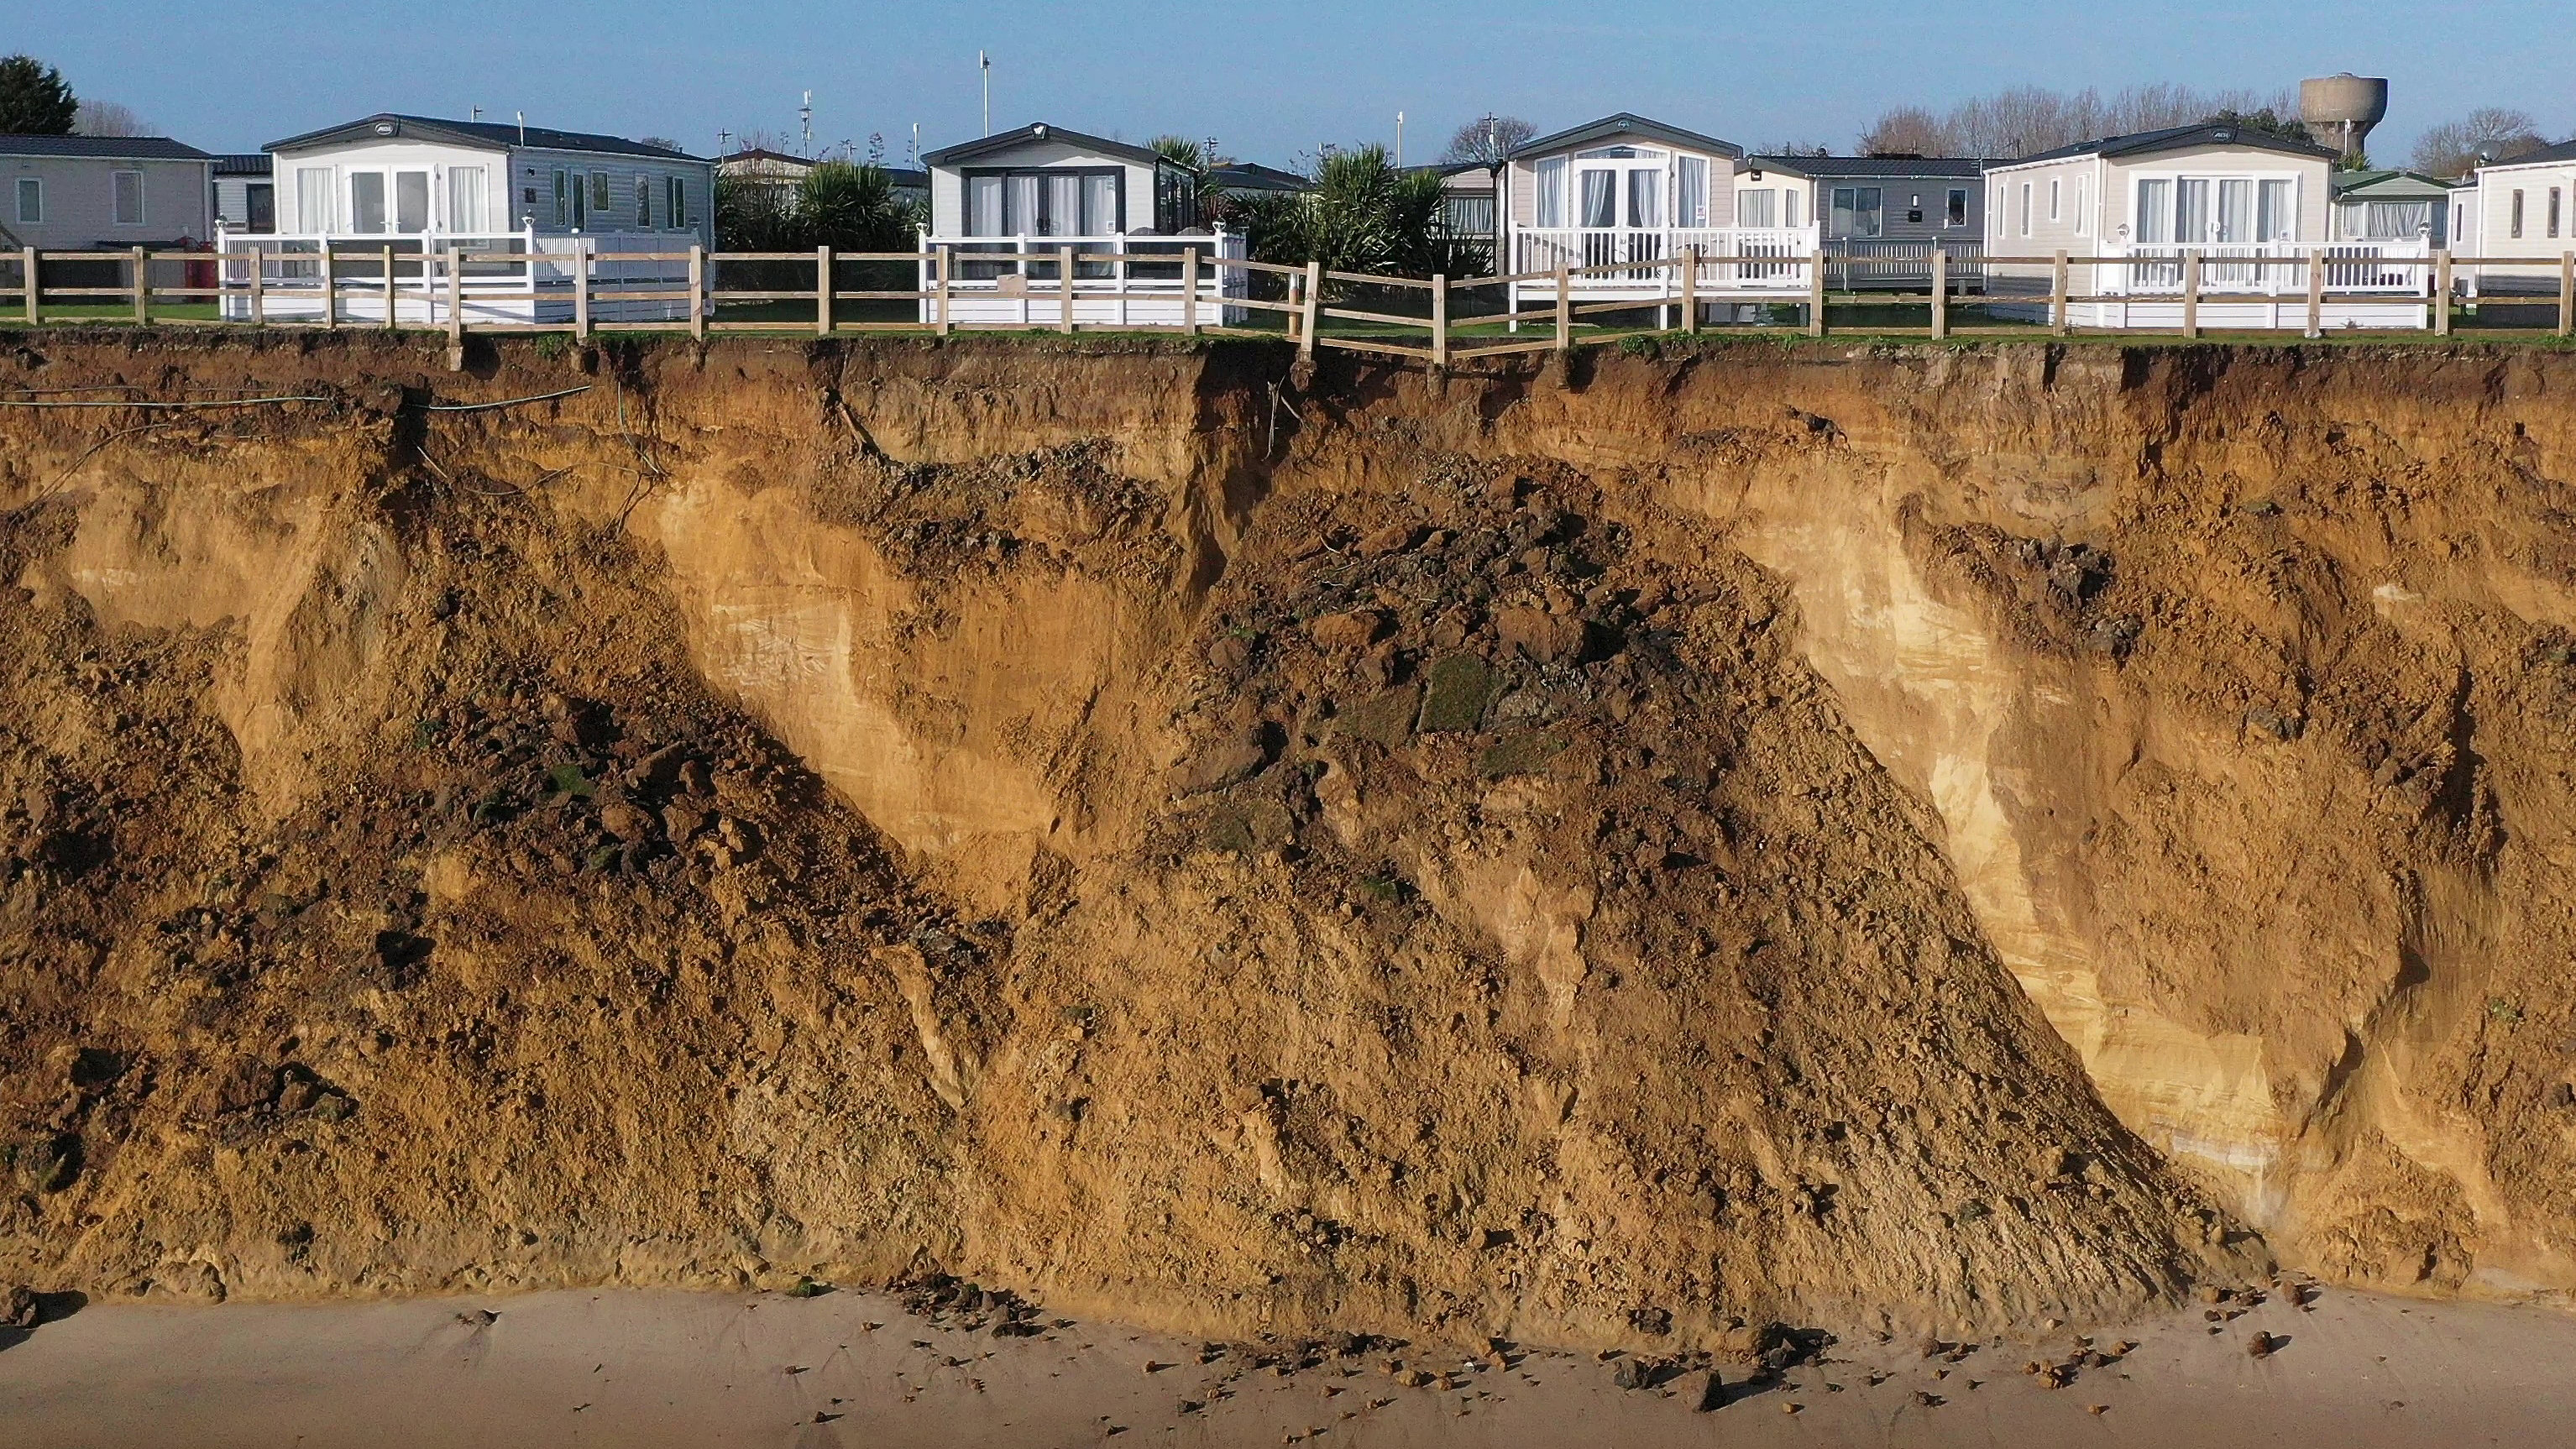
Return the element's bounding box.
[4,243,2573,369]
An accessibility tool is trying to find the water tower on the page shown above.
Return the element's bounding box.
[2299,74,2388,161]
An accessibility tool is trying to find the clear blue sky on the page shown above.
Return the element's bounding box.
[18,0,2573,164]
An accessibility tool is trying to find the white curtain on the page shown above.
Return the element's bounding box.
[1785,188,1803,228]
[2215,179,2252,243]
[1042,174,1081,235]
[1676,156,1706,227]
[1081,173,1118,233]
[296,167,333,232]
[2259,180,2294,241]
[1007,175,1039,235]
[1736,187,1776,228]
[969,176,1003,235]
[448,167,488,233]
[1626,170,1659,228]
[2134,179,2173,243]
[1580,170,1615,228]
[2175,180,2210,243]
[1535,156,1565,228]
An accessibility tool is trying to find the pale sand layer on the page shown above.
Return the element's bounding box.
[4,1284,2571,1448]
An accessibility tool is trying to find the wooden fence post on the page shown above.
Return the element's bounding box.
[1182,247,1199,336]
[1431,273,1448,368]
[445,247,464,369]
[1929,246,1949,339]
[1058,244,1076,333]
[2306,248,2325,337]
[1679,246,1699,334]
[2050,250,2069,335]
[1300,261,1321,358]
[2181,251,2201,338]
[1553,266,1571,351]
[935,249,952,336]
[321,247,337,330]
[688,244,706,339]
[570,243,593,339]
[133,246,149,326]
[381,244,398,330]
[1806,253,1825,337]
[816,244,834,337]
[248,246,266,325]
[2432,248,2453,337]
[19,247,34,325]
[2560,251,2574,339]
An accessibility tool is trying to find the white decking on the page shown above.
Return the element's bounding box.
[212,227,693,325]
[1988,239,2436,330]
[919,230,1249,327]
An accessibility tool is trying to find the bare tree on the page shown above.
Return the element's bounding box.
[1852,83,2300,159]
[635,135,683,154]
[2411,108,2549,177]
[1441,114,1535,166]
[74,97,151,136]
[1857,107,1947,157]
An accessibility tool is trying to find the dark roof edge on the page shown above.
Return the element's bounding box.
[1510,113,1743,162]
[920,123,1168,168]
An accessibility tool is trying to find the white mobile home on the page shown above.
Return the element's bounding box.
[2468,140,2576,300]
[1501,114,1818,324]
[918,122,1243,327]
[1982,122,2429,330]
[217,112,713,326]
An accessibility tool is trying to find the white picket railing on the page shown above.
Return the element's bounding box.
[1511,226,1818,291]
[917,229,1249,327]
[212,227,697,324]
[2100,240,2430,296]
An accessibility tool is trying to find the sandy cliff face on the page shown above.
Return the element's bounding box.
[1,332,2570,1348]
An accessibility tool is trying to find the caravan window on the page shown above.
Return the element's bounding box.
[1736,188,1777,228]
[349,172,386,233]
[590,171,613,218]
[636,175,652,228]
[2257,180,2294,241]
[2552,187,2563,239]
[963,170,1121,235]
[296,167,333,230]
[13,177,38,224]
[448,168,488,233]
[1830,186,1883,238]
[395,171,429,233]
[113,170,144,225]
[667,175,687,228]
[1579,168,1615,228]
[1676,156,1707,227]
[1533,156,1566,228]
[1947,188,1967,227]
[552,170,570,228]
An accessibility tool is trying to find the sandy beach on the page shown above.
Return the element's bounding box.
[5,1281,2573,1447]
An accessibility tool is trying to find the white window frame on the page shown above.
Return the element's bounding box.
[2127,168,2305,246]
[589,170,613,218]
[112,169,145,226]
[665,175,686,229]
[13,175,39,225]
[2510,188,2524,240]
[1945,186,1966,228]
[635,173,652,228]
[2074,178,2089,235]
[2048,179,2060,222]
[2018,181,2032,237]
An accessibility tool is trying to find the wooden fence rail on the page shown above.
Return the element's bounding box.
[3,244,2571,369]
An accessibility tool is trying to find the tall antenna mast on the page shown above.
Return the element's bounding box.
[911,123,920,165]
[1395,111,1406,167]
[800,91,813,157]
[980,51,991,136]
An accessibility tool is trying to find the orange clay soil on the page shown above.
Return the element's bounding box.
[2,331,2572,1359]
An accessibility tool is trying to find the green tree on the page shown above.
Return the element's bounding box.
[796,160,920,252]
[0,55,77,135]
[1243,144,1473,286]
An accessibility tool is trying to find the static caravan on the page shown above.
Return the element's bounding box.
[218,112,713,326]
[2468,140,2576,301]
[2329,169,2463,248]
[211,153,275,233]
[1501,113,1819,325]
[918,122,1243,327]
[1982,122,2432,330]
[1751,154,1987,289]
[1,134,215,298]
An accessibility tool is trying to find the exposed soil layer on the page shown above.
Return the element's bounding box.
[3,332,2572,1352]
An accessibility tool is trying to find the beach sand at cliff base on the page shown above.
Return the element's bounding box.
[5,1283,2572,1448]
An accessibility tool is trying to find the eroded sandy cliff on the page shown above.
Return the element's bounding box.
[3,332,2570,1349]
